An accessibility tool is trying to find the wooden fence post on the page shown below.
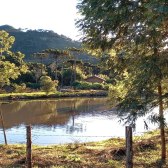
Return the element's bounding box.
[126,126,133,168]
[0,104,7,145]
[26,125,32,168]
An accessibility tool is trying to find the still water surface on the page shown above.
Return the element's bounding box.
[0,97,161,145]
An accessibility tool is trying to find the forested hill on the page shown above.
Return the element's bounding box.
[0,25,98,64]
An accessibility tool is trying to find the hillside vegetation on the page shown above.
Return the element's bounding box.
[0,25,98,64]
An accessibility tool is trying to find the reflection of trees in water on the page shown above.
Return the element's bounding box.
[65,97,107,134]
[0,98,108,128]
[2,100,58,117]
[2,101,27,113]
[71,98,86,110]
[35,100,58,121]
[30,100,57,114]
[66,101,87,134]
[15,100,58,122]
[0,100,58,128]
[66,116,86,134]
[68,97,108,113]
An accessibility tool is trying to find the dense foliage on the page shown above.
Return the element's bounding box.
[39,76,58,95]
[0,30,28,88]
[0,29,114,92]
[76,0,168,159]
[62,67,86,86]
[72,80,111,90]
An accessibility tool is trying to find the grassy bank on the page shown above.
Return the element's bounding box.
[0,90,108,100]
[0,129,168,167]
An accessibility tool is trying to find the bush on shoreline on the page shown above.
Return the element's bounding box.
[72,80,111,90]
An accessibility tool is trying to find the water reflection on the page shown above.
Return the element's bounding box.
[0,97,163,145]
[0,97,108,129]
[0,97,112,145]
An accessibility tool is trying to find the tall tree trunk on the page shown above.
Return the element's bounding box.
[41,57,43,77]
[61,61,64,88]
[74,56,76,81]
[154,44,166,160]
[0,48,2,63]
[55,59,58,80]
[70,64,74,86]
[158,84,166,160]
[0,103,7,145]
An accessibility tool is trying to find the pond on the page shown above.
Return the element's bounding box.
[0,97,162,145]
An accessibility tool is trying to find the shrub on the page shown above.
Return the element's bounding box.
[11,83,27,92]
[39,76,58,95]
[106,79,116,85]
[91,83,104,90]
[76,81,92,90]
[26,82,41,89]
[63,67,86,86]
[104,84,111,90]
[0,89,6,94]
[72,80,81,89]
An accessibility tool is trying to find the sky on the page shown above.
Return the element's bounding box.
[0,0,81,40]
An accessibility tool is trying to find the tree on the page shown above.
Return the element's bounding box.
[64,59,75,86]
[64,59,84,86]
[77,0,168,159]
[31,52,49,76]
[44,49,61,80]
[60,50,71,87]
[45,49,71,84]
[6,51,28,73]
[39,76,58,95]
[0,30,27,88]
[0,30,15,62]
[63,67,86,86]
[25,62,47,83]
[33,67,45,83]
[68,47,84,81]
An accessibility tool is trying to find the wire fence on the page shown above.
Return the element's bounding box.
[0,125,165,168]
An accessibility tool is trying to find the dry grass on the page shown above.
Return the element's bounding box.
[1,130,168,167]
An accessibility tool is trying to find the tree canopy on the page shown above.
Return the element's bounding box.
[0,30,27,88]
[31,52,49,76]
[68,47,84,81]
[0,30,15,61]
[44,48,71,80]
[76,0,168,159]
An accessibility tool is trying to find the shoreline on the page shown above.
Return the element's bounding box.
[0,90,108,101]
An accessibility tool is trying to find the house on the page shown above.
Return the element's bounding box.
[84,75,106,84]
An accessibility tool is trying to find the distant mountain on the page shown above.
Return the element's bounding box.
[0,25,98,64]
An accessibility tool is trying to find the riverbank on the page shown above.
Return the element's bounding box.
[0,129,168,167]
[0,90,108,100]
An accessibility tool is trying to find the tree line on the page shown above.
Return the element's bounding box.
[0,30,114,93]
